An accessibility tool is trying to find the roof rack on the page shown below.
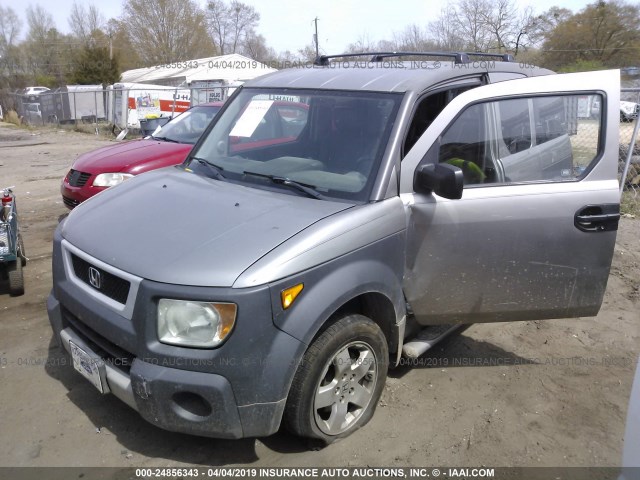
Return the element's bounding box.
[369,52,470,64]
[312,52,384,66]
[313,51,515,66]
[465,52,515,62]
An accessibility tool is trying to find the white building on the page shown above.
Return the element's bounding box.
[120,53,276,88]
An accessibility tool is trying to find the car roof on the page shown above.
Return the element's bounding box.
[245,60,553,94]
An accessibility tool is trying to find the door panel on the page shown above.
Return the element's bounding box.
[400,70,620,325]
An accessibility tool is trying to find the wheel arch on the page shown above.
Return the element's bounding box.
[326,291,400,356]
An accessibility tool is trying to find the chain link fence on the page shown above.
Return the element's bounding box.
[620,88,640,215]
[0,85,236,134]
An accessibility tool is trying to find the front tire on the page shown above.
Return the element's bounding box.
[284,314,388,443]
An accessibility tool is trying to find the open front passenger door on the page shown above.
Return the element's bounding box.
[400,70,620,325]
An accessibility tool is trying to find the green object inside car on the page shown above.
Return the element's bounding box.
[444,157,486,184]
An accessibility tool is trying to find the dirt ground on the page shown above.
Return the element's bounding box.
[0,122,638,469]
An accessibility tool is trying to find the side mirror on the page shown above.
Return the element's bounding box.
[414,163,464,199]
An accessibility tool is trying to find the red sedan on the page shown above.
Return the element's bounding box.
[61,103,223,209]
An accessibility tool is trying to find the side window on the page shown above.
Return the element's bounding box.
[403,85,479,158]
[499,99,531,154]
[429,94,603,186]
[404,91,448,156]
[438,104,494,184]
[533,96,567,145]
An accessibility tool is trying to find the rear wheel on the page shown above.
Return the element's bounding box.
[7,260,24,296]
[284,314,388,443]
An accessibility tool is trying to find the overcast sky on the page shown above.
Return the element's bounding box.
[9,0,596,54]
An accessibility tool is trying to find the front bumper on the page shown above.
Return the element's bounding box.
[48,292,293,438]
[47,233,306,438]
[61,178,105,209]
[49,295,251,438]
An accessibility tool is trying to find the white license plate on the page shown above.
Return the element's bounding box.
[69,340,106,393]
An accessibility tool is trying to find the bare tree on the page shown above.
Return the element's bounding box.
[429,5,466,51]
[297,44,318,63]
[0,6,22,50]
[122,0,214,65]
[23,5,69,83]
[206,0,229,55]
[206,0,259,55]
[242,30,274,62]
[376,39,398,51]
[68,2,105,42]
[479,0,542,54]
[428,0,543,55]
[509,6,543,54]
[479,0,515,51]
[453,0,494,51]
[229,1,259,54]
[345,33,378,53]
[26,4,55,43]
[0,5,23,81]
[394,24,438,51]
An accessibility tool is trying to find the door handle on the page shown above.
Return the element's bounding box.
[574,204,620,232]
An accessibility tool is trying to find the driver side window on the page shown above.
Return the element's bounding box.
[428,94,603,186]
[403,85,479,158]
[437,103,494,185]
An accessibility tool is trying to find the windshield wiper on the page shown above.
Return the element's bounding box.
[190,157,226,180]
[243,170,324,200]
[152,135,180,143]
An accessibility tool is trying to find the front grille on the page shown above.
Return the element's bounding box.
[62,196,80,209]
[71,254,131,304]
[62,307,135,373]
[67,169,91,187]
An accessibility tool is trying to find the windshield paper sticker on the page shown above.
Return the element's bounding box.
[229,100,274,137]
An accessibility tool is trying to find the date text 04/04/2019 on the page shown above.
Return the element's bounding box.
[135,468,418,478]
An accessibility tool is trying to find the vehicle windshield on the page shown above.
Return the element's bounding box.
[189,88,401,202]
[153,105,221,144]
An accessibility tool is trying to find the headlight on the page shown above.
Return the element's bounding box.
[92,173,134,187]
[157,299,237,348]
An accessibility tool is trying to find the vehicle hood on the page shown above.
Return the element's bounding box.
[62,168,353,287]
[71,139,192,174]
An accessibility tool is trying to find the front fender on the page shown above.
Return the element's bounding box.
[268,231,406,347]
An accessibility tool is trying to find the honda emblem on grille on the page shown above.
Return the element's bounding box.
[88,267,102,289]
